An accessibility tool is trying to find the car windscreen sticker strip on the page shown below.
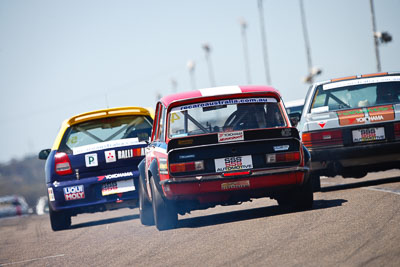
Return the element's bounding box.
[72,137,144,155]
[323,76,400,90]
[171,98,277,112]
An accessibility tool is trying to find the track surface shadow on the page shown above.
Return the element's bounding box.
[178,199,346,229]
[321,175,400,193]
[70,214,139,229]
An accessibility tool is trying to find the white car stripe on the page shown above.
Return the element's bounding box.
[199,86,241,96]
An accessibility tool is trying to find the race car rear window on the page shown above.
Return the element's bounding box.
[168,98,286,138]
[311,81,400,112]
[59,115,152,152]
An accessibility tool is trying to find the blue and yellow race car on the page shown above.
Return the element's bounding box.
[39,107,153,231]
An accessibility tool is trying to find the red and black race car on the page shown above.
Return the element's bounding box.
[138,86,314,230]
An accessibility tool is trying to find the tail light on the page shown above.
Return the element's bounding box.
[132,148,145,157]
[266,151,300,163]
[302,130,343,148]
[54,152,73,175]
[170,160,204,173]
[394,122,400,139]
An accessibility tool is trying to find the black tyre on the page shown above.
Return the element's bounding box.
[277,176,314,211]
[49,204,71,231]
[150,177,177,231]
[311,173,321,192]
[293,175,314,210]
[139,176,154,226]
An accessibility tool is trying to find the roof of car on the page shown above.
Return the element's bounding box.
[160,85,281,107]
[313,71,400,87]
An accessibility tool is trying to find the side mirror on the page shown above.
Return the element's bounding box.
[288,112,301,127]
[38,149,51,160]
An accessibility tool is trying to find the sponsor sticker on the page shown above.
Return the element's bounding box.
[48,187,55,201]
[85,153,98,167]
[218,131,244,143]
[352,127,385,143]
[215,155,253,172]
[104,150,116,163]
[172,98,277,112]
[63,185,85,201]
[72,138,143,155]
[273,145,289,151]
[318,121,327,128]
[117,148,145,159]
[221,180,250,190]
[97,171,134,181]
[337,105,394,126]
[101,179,135,196]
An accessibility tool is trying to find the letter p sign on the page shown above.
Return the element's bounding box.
[85,153,98,167]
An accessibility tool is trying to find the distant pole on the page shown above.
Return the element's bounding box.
[171,78,178,93]
[257,0,271,85]
[202,43,216,87]
[239,18,251,84]
[299,0,314,83]
[187,60,196,90]
[369,0,381,72]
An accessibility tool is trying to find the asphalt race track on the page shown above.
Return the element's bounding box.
[1,170,400,266]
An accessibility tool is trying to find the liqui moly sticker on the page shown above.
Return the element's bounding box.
[218,131,244,143]
[63,185,85,201]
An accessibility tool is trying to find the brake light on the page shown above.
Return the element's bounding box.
[170,160,204,173]
[54,152,73,175]
[266,152,300,163]
[302,130,343,148]
[394,122,400,139]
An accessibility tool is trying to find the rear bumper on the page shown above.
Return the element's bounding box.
[161,167,309,200]
[47,176,139,214]
[309,141,400,175]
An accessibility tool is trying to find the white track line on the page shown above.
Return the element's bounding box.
[0,254,65,266]
[363,187,400,196]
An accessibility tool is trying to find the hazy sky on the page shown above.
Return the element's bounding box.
[0,0,399,163]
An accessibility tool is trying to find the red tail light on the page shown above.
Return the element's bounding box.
[266,151,300,163]
[302,130,343,148]
[170,160,204,173]
[394,122,400,139]
[54,152,73,175]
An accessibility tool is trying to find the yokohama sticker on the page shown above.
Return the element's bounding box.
[337,105,394,126]
[218,131,244,143]
[97,172,134,181]
[63,185,85,201]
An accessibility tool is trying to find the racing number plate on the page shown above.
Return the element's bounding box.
[352,127,385,143]
[101,179,135,196]
[215,155,253,172]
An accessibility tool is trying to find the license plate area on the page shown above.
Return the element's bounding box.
[352,127,385,143]
[214,155,253,172]
[101,179,135,196]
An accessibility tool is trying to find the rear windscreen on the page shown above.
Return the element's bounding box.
[59,115,153,153]
[311,80,400,113]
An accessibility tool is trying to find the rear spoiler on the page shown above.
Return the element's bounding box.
[167,128,300,152]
